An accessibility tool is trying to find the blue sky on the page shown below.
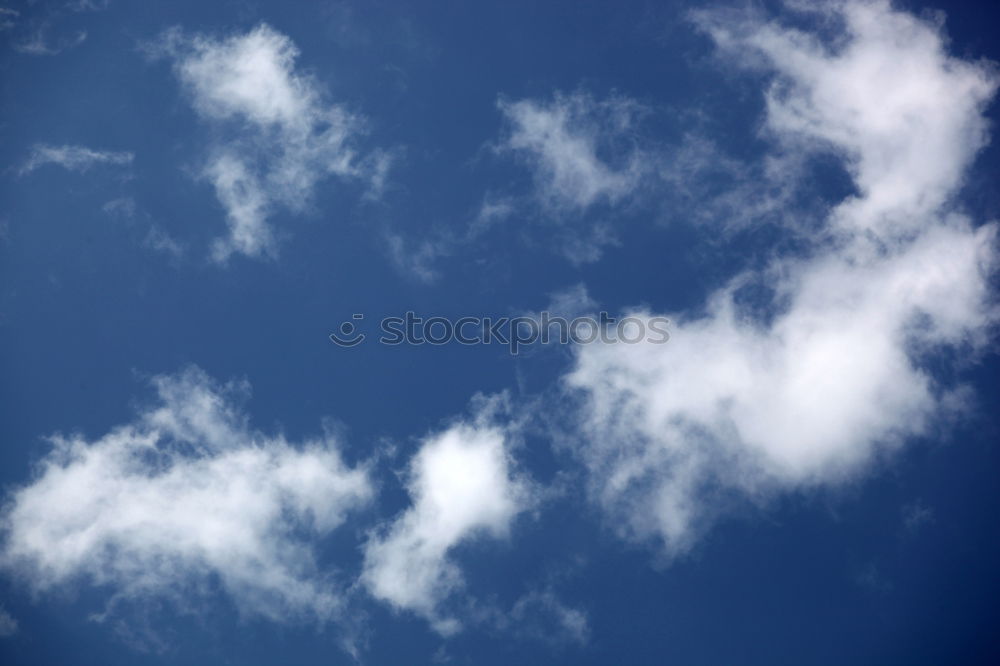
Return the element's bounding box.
[2,0,1000,664]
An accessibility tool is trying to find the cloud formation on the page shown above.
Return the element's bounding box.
[0,367,373,624]
[497,92,648,212]
[362,397,532,634]
[20,144,133,175]
[565,0,998,556]
[156,24,389,261]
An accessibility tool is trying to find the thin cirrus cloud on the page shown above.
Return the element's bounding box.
[563,0,998,556]
[0,367,373,624]
[13,29,87,56]
[362,396,534,635]
[19,143,133,175]
[152,24,390,262]
[6,0,106,57]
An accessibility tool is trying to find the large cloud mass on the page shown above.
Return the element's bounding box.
[565,0,998,556]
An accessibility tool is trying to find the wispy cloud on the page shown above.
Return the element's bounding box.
[0,606,17,637]
[6,0,106,55]
[0,8,17,33]
[20,144,133,175]
[103,197,186,261]
[505,588,589,646]
[142,225,185,260]
[902,500,935,533]
[14,28,86,55]
[489,92,653,263]
[497,92,649,213]
[384,231,450,284]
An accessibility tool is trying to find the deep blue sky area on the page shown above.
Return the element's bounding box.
[1,1,1000,665]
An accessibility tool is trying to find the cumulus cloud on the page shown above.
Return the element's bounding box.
[0,367,373,624]
[154,24,389,261]
[20,144,133,175]
[362,396,533,634]
[565,0,998,557]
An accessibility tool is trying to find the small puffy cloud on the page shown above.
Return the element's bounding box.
[154,24,389,262]
[0,367,373,625]
[497,91,649,212]
[20,144,133,175]
[362,397,532,634]
[565,0,998,557]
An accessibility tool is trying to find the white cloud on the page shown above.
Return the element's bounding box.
[497,92,648,212]
[565,0,998,557]
[20,144,133,175]
[0,367,373,624]
[155,24,388,262]
[491,92,651,263]
[362,396,532,634]
[696,0,997,241]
